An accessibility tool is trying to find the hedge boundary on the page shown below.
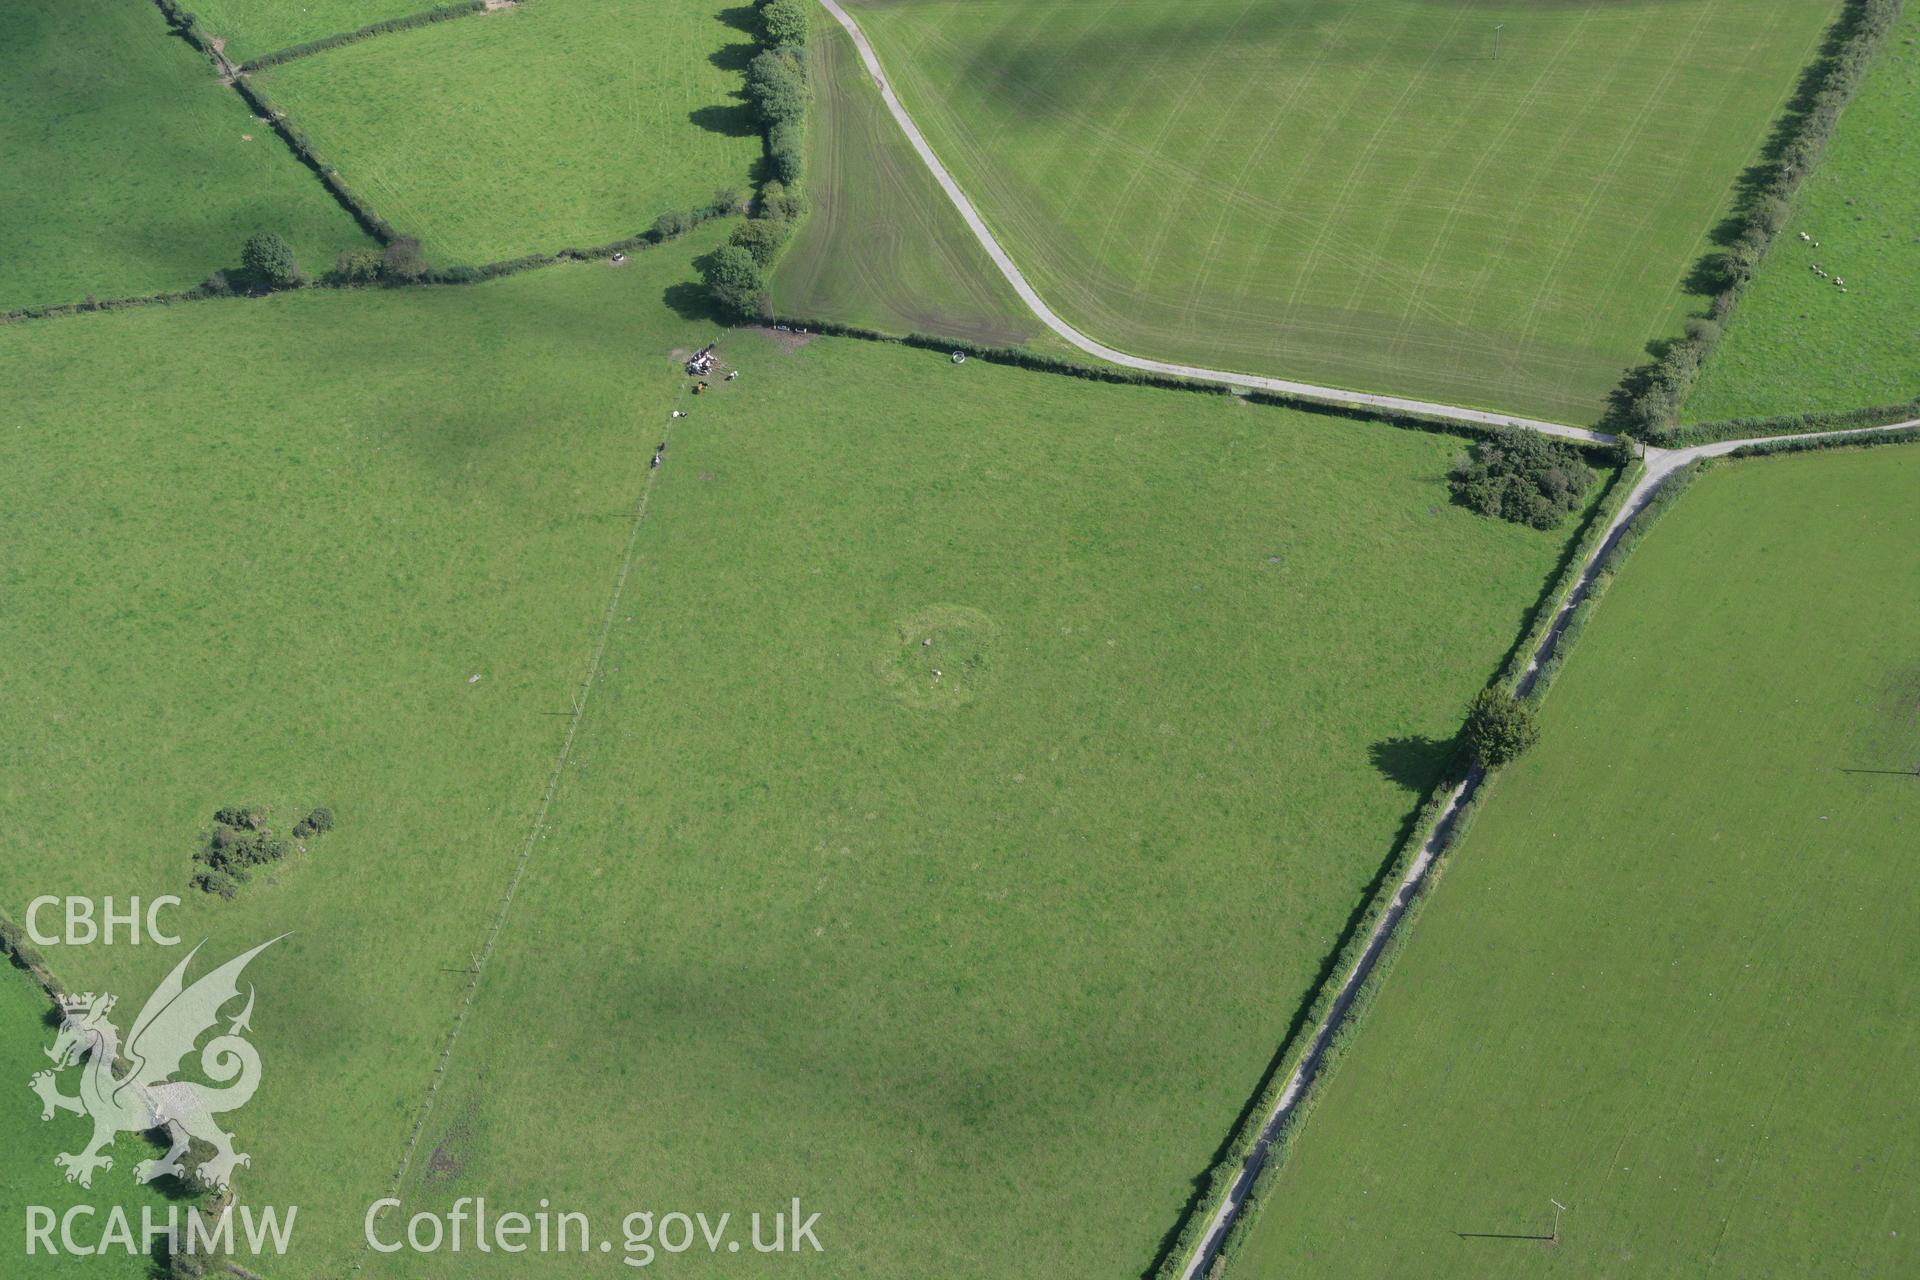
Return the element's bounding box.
[767,316,1630,467]
[151,0,398,243]
[1193,467,1695,1275]
[3,204,727,325]
[1614,0,1904,440]
[1202,428,1920,1276]
[0,913,64,999]
[1495,456,1643,690]
[1664,398,1919,446]
[1731,423,1920,459]
[1138,471,1634,1280]
[238,0,492,72]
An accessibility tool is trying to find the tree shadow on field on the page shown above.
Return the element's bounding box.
[1369,735,1458,793]
[689,102,759,138]
[716,4,756,34]
[710,40,756,73]
[663,279,722,324]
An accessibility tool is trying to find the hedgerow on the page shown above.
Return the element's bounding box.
[1660,398,1919,446]
[1613,0,1904,440]
[225,76,398,243]
[768,317,1628,469]
[237,1,490,72]
[1730,423,1920,459]
[700,0,814,314]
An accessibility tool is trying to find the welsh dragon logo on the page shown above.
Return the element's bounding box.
[30,936,284,1190]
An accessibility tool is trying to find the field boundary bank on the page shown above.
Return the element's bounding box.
[1168,419,1920,1280]
[1625,0,1905,438]
[807,0,1608,444]
[151,0,400,244]
[237,0,505,73]
[351,332,724,1274]
[0,208,728,325]
[1667,397,1920,445]
[104,0,742,320]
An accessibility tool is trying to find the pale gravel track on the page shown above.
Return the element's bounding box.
[812,0,1610,444]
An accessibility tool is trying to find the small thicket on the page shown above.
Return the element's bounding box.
[192,804,333,898]
[728,217,789,267]
[760,0,808,48]
[1463,688,1540,769]
[332,247,383,283]
[746,49,808,126]
[759,179,804,222]
[382,237,428,282]
[1450,427,1596,529]
[292,807,334,839]
[701,245,768,319]
[242,232,305,289]
[652,209,697,239]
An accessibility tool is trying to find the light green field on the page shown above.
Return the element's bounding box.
[771,17,1040,347]
[192,0,457,65]
[0,227,734,1273]
[0,0,373,312]
[0,965,176,1279]
[364,331,1601,1278]
[1231,445,1920,1278]
[254,0,762,264]
[846,0,1842,423]
[1686,11,1920,422]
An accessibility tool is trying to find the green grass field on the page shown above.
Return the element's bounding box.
[771,17,1040,347]
[0,965,175,1279]
[254,0,763,265]
[363,331,1601,1278]
[1230,444,1920,1277]
[0,0,373,312]
[191,0,457,65]
[0,227,735,1273]
[846,0,1842,423]
[1686,10,1920,422]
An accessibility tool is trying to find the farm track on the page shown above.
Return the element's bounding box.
[808,4,1919,1273]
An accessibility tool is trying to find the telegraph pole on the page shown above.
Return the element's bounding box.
[1493,23,1505,61]
[1550,1198,1568,1244]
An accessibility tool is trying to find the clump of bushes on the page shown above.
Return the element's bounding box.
[1463,687,1539,769]
[331,247,384,283]
[759,179,804,222]
[191,804,333,898]
[652,208,697,239]
[381,237,428,282]
[1449,427,1596,528]
[746,41,809,190]
[242,232,306,290]
[759,0,809,48]
[292,807,334,839]
[728,216,789,268]
[746,49,808,126]
[701,244,768,318]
